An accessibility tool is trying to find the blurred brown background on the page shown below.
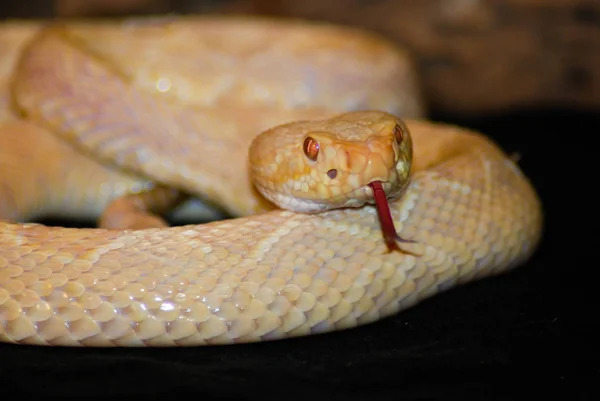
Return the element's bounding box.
[1,0,599,116]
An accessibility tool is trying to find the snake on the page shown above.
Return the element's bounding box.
[0,16,543,347]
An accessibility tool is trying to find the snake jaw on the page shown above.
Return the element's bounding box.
[368,181,417,253]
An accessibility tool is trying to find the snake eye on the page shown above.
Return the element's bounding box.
[393,123,404,144]
[303,136,319,161]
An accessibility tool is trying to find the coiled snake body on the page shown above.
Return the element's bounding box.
[0,17,542,346]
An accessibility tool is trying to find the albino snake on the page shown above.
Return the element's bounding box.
[0,16,543,347]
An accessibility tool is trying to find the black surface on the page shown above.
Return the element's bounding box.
[0,108,597,400]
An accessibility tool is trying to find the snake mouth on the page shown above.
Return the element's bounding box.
[368,181,416,253]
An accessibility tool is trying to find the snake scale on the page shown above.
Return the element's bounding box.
[0,16,542,347]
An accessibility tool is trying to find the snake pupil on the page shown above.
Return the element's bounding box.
[327,169,338,179]
[393,124,404,143]
[303,136,319,161]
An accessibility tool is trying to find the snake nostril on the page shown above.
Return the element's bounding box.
[327,169,338,179]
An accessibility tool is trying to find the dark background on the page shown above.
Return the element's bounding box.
[0,2,597,400]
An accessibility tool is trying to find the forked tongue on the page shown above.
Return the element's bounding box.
[368,181,415,253]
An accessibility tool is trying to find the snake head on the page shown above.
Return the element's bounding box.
[249,111,413,214]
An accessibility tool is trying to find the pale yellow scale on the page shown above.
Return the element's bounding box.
[0,17,542,346]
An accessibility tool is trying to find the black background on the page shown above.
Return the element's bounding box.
[0,107,595,400]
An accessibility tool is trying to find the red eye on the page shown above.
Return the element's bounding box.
[393,124,404,143]
[303,136,319,161]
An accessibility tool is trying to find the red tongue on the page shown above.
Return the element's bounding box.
[368,181,415,253]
